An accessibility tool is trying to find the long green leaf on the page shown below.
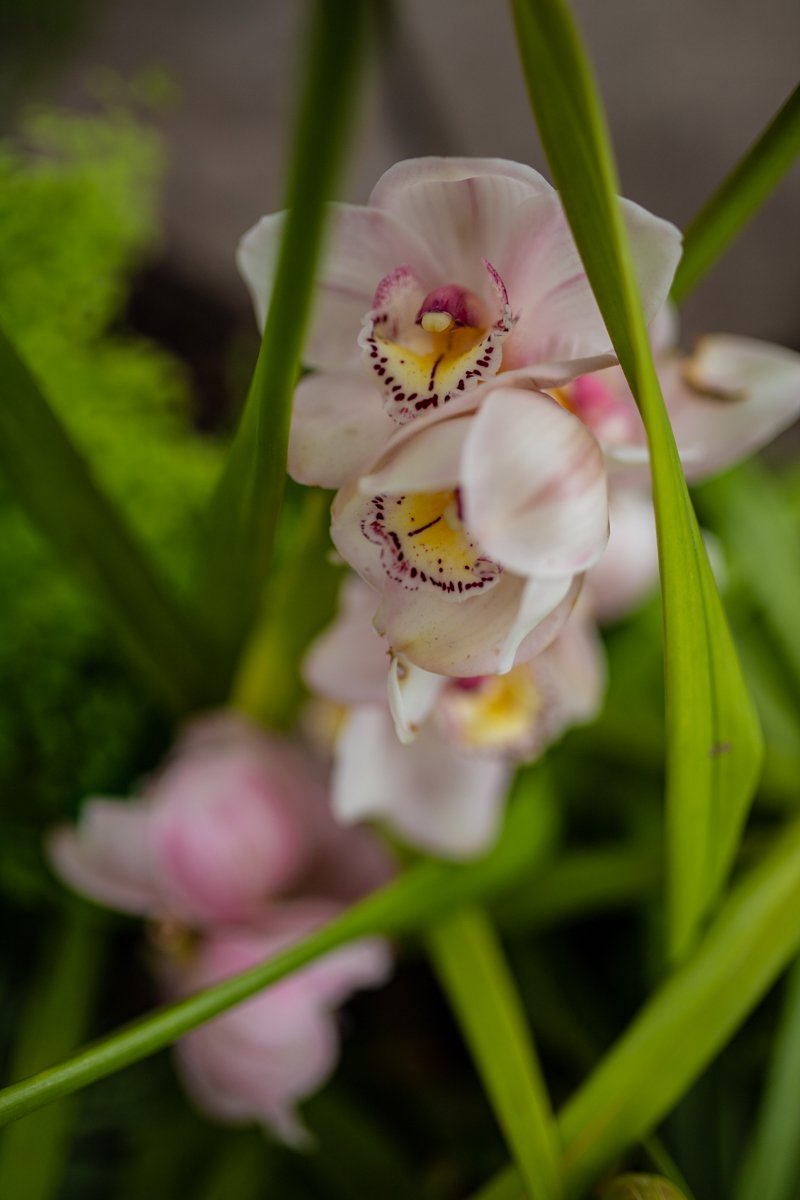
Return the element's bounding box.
[0,326,222,713]
[0,776,553,1128]
[199,0,367,673]
[475,815,800,1199]
[428,907,562,1200]
[671,83,800,303]
[510,0,762,961]
[0,908,104,1200]
[734,957,800,1200]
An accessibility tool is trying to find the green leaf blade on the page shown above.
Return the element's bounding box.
[428,907,562,1200]
[510,0,763,961]
[199,0,369,674]
[671,83,800,304]
[0,325,222,714]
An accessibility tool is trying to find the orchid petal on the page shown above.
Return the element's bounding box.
[237,205,439,369]
[387,655,446,744]
[303,576,388,705]
[586,487,660,623]
[497,574,579,673]
[501,195,682,383]
[289,369,397,488]
[667,335,800,481]
[369,157,554,296]
[359,415,470,495]
[373,569,571,678]
[333,708,510,858]
[47,801,156,915]
[462,388,608,578]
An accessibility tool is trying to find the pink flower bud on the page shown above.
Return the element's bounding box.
[48,713,393,925]
[164,902,392,1144]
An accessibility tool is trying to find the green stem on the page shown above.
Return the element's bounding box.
[199,0,368,673]
[671,83,800,303]
[0,907,105,1200]
[428,906,562,1200]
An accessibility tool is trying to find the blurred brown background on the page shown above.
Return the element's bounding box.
[10,0,800,348]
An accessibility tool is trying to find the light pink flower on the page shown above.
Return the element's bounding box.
[563,321,800,485]
[304,576,604,857]
[574,314,800,621]
[329,383,607,678]
[237,157,681,483]
[48,713,392,924]
[162,901,392,1145]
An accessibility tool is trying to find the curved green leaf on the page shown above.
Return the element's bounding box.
[510,0,762,962]
[671,83,800,303]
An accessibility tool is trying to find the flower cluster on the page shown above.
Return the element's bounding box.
[49,715,393,1144]
[239,157,800,854]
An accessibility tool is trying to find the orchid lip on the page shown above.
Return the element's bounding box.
[358,259,515,424]
[362,489,502,599]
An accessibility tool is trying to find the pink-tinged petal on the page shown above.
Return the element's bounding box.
[666,335,800,481]
[237,205,439,370]
[461,388,608,578]
[303,575,388,705]
[333,708,510,858]
[168,912,391,1144]
[47,801,157,915]
[501,195,681,383]
[497,574,579,673]
[369,158,554,295]
[289,369,397,488]
[149,749,318,923]
[373,570,568,678]
[359,412,470,496]
[537,609,607,728]
[387,655,446,744]
[586,487,660,623]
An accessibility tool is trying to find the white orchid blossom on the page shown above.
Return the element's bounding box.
[303,576,605,858]
[238,157,681,485]
[329,382,608,677]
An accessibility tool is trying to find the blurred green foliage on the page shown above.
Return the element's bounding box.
[0,103,222,902]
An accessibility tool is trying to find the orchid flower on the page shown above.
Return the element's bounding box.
[304,576,605,857]
[572,313,800,621]
[48,713,392,925]
[161,902,391,1146]
[326,380,607,678]
[237,157,681,486]
[562,318,800,484]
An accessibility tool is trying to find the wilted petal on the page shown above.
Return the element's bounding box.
[369,157,554,295]
[667,334,800,480]
[462,388,608,578]
[387,655,446,743]
[333,707,510,858]
[47,800,156,915]
[237,205,438,369]
[289,369,398,488]
[586,487,660,622]
[303,575,388,705]
[501,196,682,383]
